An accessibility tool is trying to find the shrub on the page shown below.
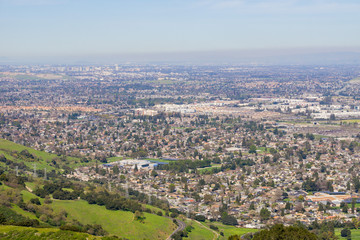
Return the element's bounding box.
[194,215,206,222]
[209,224,219,231]
[30,198,41,205]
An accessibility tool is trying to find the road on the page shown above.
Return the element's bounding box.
[167,218,186,240]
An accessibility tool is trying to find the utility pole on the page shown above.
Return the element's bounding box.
[15,166,19,176]
[44,168,47,180]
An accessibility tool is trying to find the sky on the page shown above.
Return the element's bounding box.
[0,0,360,63]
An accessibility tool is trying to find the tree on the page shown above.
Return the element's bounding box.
[204,194,213,204]
[134,210,145,223]
[151,170,158,177]
[30,198,41,205]
[112,166,120,175]
[249,145,257,154]
[260,208,271,221]
[169,183,175,193]
[342,203,349,213]
[221,214,238,226]
[195,215,206,222]
[352,198,357,213]
[352,218,360,229]
[306,133,315,141]
[341,228,351,239]
[0,213,6,224]
[249,202,256,210]
[251,224,317,240]
[285,202,292,210]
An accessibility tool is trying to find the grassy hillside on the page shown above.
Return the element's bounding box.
[184,220,216,240]
[0,138,85,171]
[0,225,101,240]
[51,199,175,240]
[204,221,258,239]
[13,187,176,240]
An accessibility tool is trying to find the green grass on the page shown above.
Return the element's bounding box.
[0,225,58,234]
[198,164,222,174]
[0,138,90,171]
[10,204,39,220]
[143,204,165,215]
[106,156,123,162]
[0,225,100,239]
[51,198,175,239]
[314,134,330,140]
[205,222,258,239]
[62,188,74,192]
[14,74,44,81]
[184,220,216,240]
[20,189,43,203]
[25,182,37,192]
[333,203,360,210]
[2,185,175,239]
[335,228,360,239]
[339,119,360,124]
[257,147,271,153]
[145,158,174,163]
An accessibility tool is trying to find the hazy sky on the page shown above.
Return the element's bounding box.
[1,0,360,59]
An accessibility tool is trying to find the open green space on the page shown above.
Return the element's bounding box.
[0,225,100,239]
[6,187,175,240]
[333,203,360,210]
[25,181,38,192]
[10,204,39,220]
[204,221,258,239]
[184,219,216,240]
[14,74,44,81]
[314,134,331,140]
[0,225,58,234]
[0,138,91,171]
[20,189,43,203]
[145,158,174,163]
[338,119,360,124]
[106,156,124,162]
[335,228,360,239]
[257,147,271,154]
[50,198,175,239]
[198,164,222,174]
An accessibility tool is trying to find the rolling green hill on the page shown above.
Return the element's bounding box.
[0,139,178,239]
[0,138,87,172]
[51,199,175,239]
[1,183,176,240]
[0,225,104,240]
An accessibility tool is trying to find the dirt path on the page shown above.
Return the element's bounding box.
[194,220,220,240]
[26,186,33,192]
